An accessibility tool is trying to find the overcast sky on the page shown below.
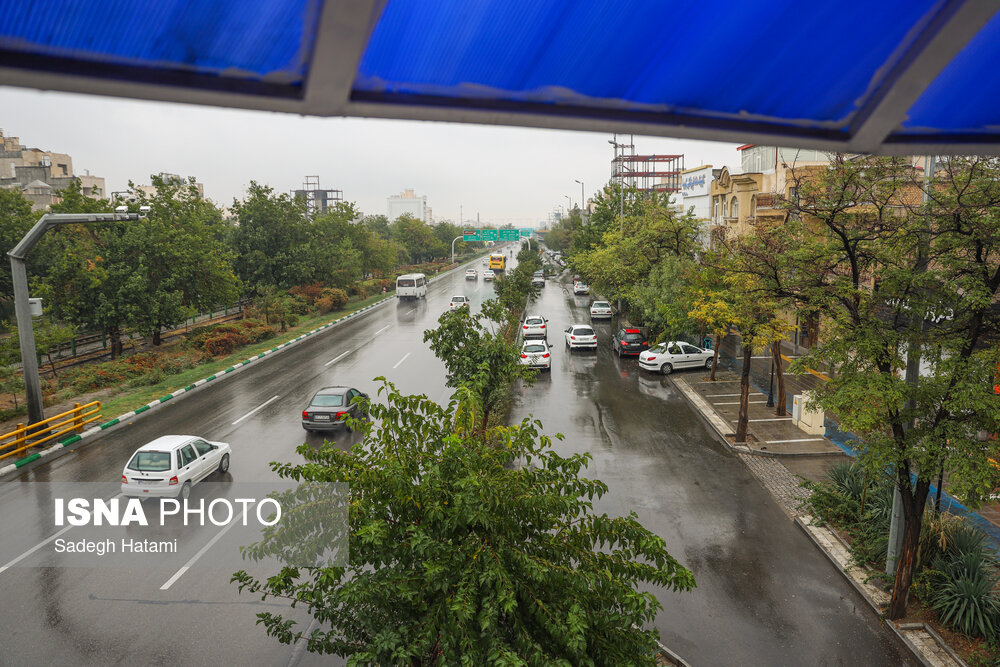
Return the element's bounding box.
[0,86,741,227]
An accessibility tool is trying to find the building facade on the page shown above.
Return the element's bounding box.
[388,188,428,222]
[0,129,105,210]
[678,165,720,248]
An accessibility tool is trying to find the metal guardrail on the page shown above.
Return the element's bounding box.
[0,401,101,462]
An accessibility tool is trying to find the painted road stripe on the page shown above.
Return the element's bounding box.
[324,350,351,367]
[713,401,768,405]
[232,395,280,425]
[766,438,826,444]
[0,525,73,575]
[374,325,390,336]
[160,509,246,590]
[392,352,411,369]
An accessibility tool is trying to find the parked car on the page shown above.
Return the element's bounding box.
[483,270,496,281]
[532,274,545,288]
[573,282,590,295]
[519,340,552,370]
[465,268,477,280]
[302,386,369,432]
[612,328,649,357]
[449,295,469,310]
[121,435,231,500]
[563,324,598,350]
[639,341,714,375]
[522,314,548,340]
[589,301,613,319]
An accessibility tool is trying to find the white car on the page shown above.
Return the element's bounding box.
[590,301,613,319]
[519,340,551,371]
[465,268,477,280]
[639,341,714,375]
[449,295,469,310]
[482,259,488,266]
[573,282,590,295]
[121,435,231,500]
[522,314,548,340]
[564,324,598,350]
[483,270,496,281]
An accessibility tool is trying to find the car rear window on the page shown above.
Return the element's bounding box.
[573,327,595,336]
[526,318,543,325]
[624,333,644,342]
[397,279,415,287]
[524,344,547,353]
[593,302,610,308]
[127,451,171,472]
[311,394,344,407]
[452,296,466,301]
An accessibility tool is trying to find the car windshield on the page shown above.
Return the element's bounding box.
[524,344,546,353]
[573,327,595,336]
[127,450,171,472]
[311,393,344,407]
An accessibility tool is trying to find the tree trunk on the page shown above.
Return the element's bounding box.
[772,341,786,416]
[152,329,162,346]
[710,335,721,381]
[109,326,123,359]
[887,475,931,619]
[46,353,58,378]
[735,342,752,443]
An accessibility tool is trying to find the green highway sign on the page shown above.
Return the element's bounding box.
[498,229,519,241]
[463,230,481,242]
[481,229,498,241]
[520,228,533,238]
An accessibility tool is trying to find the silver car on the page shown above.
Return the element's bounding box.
[302,386,369,432]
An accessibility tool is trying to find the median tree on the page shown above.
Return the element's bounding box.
[234,380,695,664]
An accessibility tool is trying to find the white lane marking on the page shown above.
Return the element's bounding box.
[160,509,246,590]
[232,395,280,425]
[324,350,351,367]
[407,308,416,314]
[765,438,826,444]
[374,325,390,336]
[0,525,73,575]
[392,352,411,369]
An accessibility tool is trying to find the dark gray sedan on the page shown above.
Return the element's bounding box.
[302,386,369,432]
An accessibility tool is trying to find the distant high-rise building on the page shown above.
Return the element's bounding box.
[0,128,106,210]
[388,188,428,222]
[293,175,343,215]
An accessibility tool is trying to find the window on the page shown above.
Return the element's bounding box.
[397,279,415,287]
[682,345,701,354]
[415,277,425,286]
[127,451,171,472]
[730,197,739,218]
[667,344,682,354]
[176,451,184,469]
[573,327,595,336]
[193,439,213,456]
[180,445,197,466]
[311,393,345,407]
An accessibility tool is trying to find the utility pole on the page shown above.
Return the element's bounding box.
[886,155,935,578]
[574,179,585,223]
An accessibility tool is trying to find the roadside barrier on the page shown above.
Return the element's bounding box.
[0,401,102,464]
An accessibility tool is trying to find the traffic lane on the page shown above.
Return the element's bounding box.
[510,281,908,665]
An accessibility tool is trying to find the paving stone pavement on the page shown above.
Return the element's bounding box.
[737,453,810,518]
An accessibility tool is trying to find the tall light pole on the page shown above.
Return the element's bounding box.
[564,194,572,212]
[574,179,585,221]
[10,208,148,424]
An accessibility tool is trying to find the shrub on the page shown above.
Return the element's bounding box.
[930,566,1000,640]
[289,283,325,305]
[237,319,274,343]
[319,288,349,312]
[204,330,250,356]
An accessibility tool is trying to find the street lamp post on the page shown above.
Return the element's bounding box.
[10,209,148,424]
[574,179,585,221]
[451,235,463,265]
[766,353,775,408]
[564,195,572,212]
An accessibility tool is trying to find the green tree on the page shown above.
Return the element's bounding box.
[392,214,445,263]
[234,381,695,664]
[0,188,37,300]
[230,182,314,293]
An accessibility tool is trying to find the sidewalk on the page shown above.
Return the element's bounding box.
[672,370,964,667]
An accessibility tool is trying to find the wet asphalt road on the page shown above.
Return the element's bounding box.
[0,253,908,665]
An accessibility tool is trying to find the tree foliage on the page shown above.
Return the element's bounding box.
[234,381,695,664]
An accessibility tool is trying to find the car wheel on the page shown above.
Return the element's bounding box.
[178,481,191,501]
[661,363,673,376]
[704,357,714,369]
[218,453,230,473]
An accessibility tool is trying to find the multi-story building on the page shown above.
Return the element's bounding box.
[0,129,105,210]
[132,173,205,200]
[678,165,721,248]
[388,188,428,222]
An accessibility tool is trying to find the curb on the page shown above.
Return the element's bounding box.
[0,256,481,480]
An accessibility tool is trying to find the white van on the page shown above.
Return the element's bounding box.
[396,273,427,300]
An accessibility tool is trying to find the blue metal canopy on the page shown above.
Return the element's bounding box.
[0,0,998,153]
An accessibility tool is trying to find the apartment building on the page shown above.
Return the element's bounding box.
[0,129,105,210]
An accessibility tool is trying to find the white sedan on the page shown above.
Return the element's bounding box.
[564,324,598,349]
[519,340,551,371]
[465,268,477,280]
[573,282,590,295]
[483,270,496,281]
[449,295,469,310]
[590,301,613,319]
[122,435,231,499]
[639,341,714,375]
[522,314,548,340]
